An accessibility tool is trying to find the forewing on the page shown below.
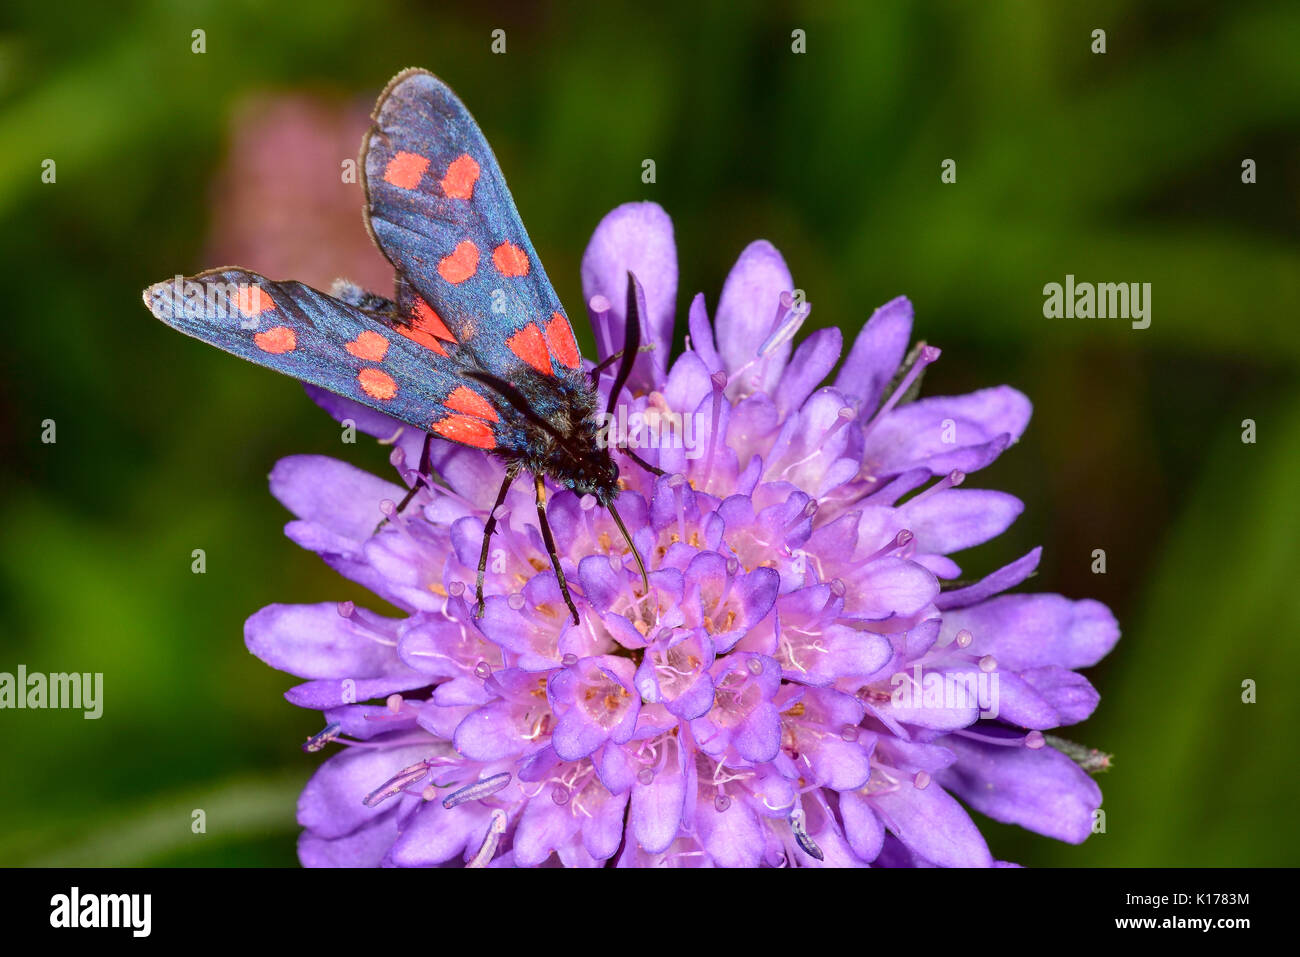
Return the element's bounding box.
[144,268,505,451]
[361,68,583,380]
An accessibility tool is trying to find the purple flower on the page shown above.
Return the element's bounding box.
[252,201,1118,867]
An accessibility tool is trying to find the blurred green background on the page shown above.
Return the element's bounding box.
[2,0,1297,866]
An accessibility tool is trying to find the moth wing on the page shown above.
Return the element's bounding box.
[144,268,506,451]
[361,68,583,380]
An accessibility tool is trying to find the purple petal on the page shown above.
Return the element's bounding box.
[916,554,962,579]
[517,745,561,783]
[361,533,457,611]
[245,603,412,679]
[714,241,795,393]
[669,674,716,720]
[1020,666,1101,726]
[776,327,842,418]
[987,667,1100,729]
[577,555,628,613]
[941,594,1119,669]
[904,617,942,659]
[938,734,1102,844]
[454,702,532,761]
[557,844,600,868]
[431,675,492,708]
[580,786,630,861]
[870,783,993,867]
[880,738,958,772]
[879,664,981,731]
[898,489,1024,555]
[598,742,638,794]
[270,455,402,541]
[284,675,431,709]
[835,296,913,414]
[298,548,440,617]
[687,293,721,372]
[911,434,1015,477]
[985,673,1058,729]
[935,547,1042,610]
[838,790,885,863]
[548,657,640,760]
[513,792,578,867]
[581,201,677,388]
[791,623,893,685]
[321,703,420,740]
[662,350,714,416]
[551,709,611,761]
[806,736,873,791]
[398,618,481,680]
[864,386,1032,476]
[630,739,687,853]
[734,701,782,762]
[696,797,763,868]
[297,742,432,839]
[873,832,936,867]
[298,808,400,867]
[794,798,866,868]
[847,557,939,620]
[388,800,494,866]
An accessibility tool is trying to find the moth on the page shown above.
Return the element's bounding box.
[143,69,657,624]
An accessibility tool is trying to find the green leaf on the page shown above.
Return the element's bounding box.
[5,771,307,867]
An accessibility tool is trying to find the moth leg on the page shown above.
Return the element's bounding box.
[374,431,434,533]
[474,472,516,618]
[534,474,581,625]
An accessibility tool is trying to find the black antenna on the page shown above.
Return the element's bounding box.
[605,272,642,419]
[607,500,649,595]
[602,274,666,478]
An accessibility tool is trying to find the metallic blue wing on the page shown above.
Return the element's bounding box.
[360,69,584,379]
[143,267,504,451]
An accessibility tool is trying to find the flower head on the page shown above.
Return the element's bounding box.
[250,202,1118,867]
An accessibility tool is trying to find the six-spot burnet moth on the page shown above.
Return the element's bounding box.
[142,68,659,624]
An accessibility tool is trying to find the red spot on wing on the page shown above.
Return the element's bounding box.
[492,242,530,277]
[235,285,276,317]
[432,414,496,449]
[441,154,480,200]
[396,299,454,356]
[545,311,580,369]
[411,299,455,341]
[345,330,389,361]
[395,325,447,356]
[506,323,552,375]
[254,325,296,354]
[438,241,479,285]
[444,385,499,422]
[383,151,430,190]
[358,367,398,401]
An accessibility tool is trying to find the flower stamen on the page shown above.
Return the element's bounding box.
[442,772,513,809]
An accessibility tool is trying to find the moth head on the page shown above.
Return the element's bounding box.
[565,448,620,505]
